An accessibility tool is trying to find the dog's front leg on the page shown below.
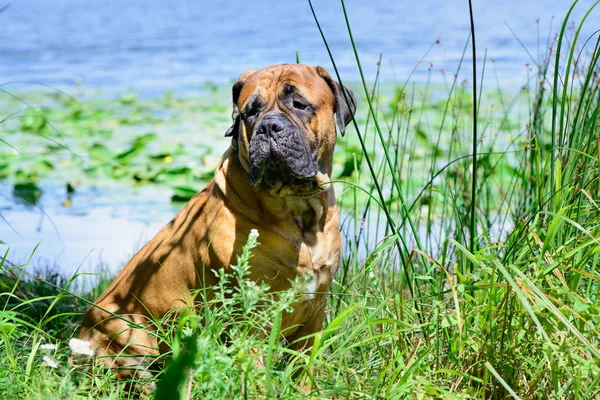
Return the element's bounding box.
[285,299,327,390]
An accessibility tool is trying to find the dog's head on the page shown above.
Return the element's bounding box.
[225,64,356,197]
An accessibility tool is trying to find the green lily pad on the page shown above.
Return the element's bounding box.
[21,108,47,132]
[119,93,137,105]
[88,143,113,161]
[171,186,199,202]
[13,182,42,204]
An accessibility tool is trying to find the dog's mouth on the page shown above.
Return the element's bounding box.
[247,120,320,196]
[250,159,315,188]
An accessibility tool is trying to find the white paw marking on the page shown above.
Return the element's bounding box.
[304,272,318,299]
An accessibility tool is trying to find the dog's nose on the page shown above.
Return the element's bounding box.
[257,118,285,135]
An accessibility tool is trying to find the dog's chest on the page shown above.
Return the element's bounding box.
[298,239,336,299]
[285,197,323,232]
[271,196,340,298]
[295,223,340,299]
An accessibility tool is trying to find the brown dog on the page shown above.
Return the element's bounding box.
[78,64,356,381]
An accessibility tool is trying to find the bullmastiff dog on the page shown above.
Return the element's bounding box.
[78,64,356,381]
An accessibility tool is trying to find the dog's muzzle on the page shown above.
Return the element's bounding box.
[248,115,318,191]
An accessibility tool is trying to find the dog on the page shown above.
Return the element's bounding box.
[78,63,356,382]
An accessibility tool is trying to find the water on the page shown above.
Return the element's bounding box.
[1,183,183,275]
[2,0,599,92]
[1,0,599,275]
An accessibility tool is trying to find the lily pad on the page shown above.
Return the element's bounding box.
[171,186,199,202]
[13,182,42,204]
[20,108,47,132]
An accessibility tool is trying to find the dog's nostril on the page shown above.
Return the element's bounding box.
[270,120,284,133]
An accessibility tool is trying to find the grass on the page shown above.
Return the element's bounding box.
[2,0,600,398]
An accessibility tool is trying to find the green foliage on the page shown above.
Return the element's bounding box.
[12,182,42,204]
[171,186,200,202]
[155,230,310,399]
[0,257,116,399]
[0,87,227,202]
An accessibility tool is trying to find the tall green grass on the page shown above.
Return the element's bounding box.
[2,1,600,398]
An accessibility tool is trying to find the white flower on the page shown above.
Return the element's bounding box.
[42,355,59,368]
[40,343,57,350]
[246,280,257,288]
[249,229,259,240]
[68,338,95,357]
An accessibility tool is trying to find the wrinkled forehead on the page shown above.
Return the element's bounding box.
[237,64,334,107]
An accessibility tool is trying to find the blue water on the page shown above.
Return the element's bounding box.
[2,0,599,92]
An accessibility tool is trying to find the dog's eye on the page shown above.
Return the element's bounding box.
[245,108,258,118]
[293,100,308,111]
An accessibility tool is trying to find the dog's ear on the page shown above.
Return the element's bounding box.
[316,66,356,136]
[225,70,256,141]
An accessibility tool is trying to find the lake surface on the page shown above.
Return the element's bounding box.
[1,0,599,276]
[2,0,599,92]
